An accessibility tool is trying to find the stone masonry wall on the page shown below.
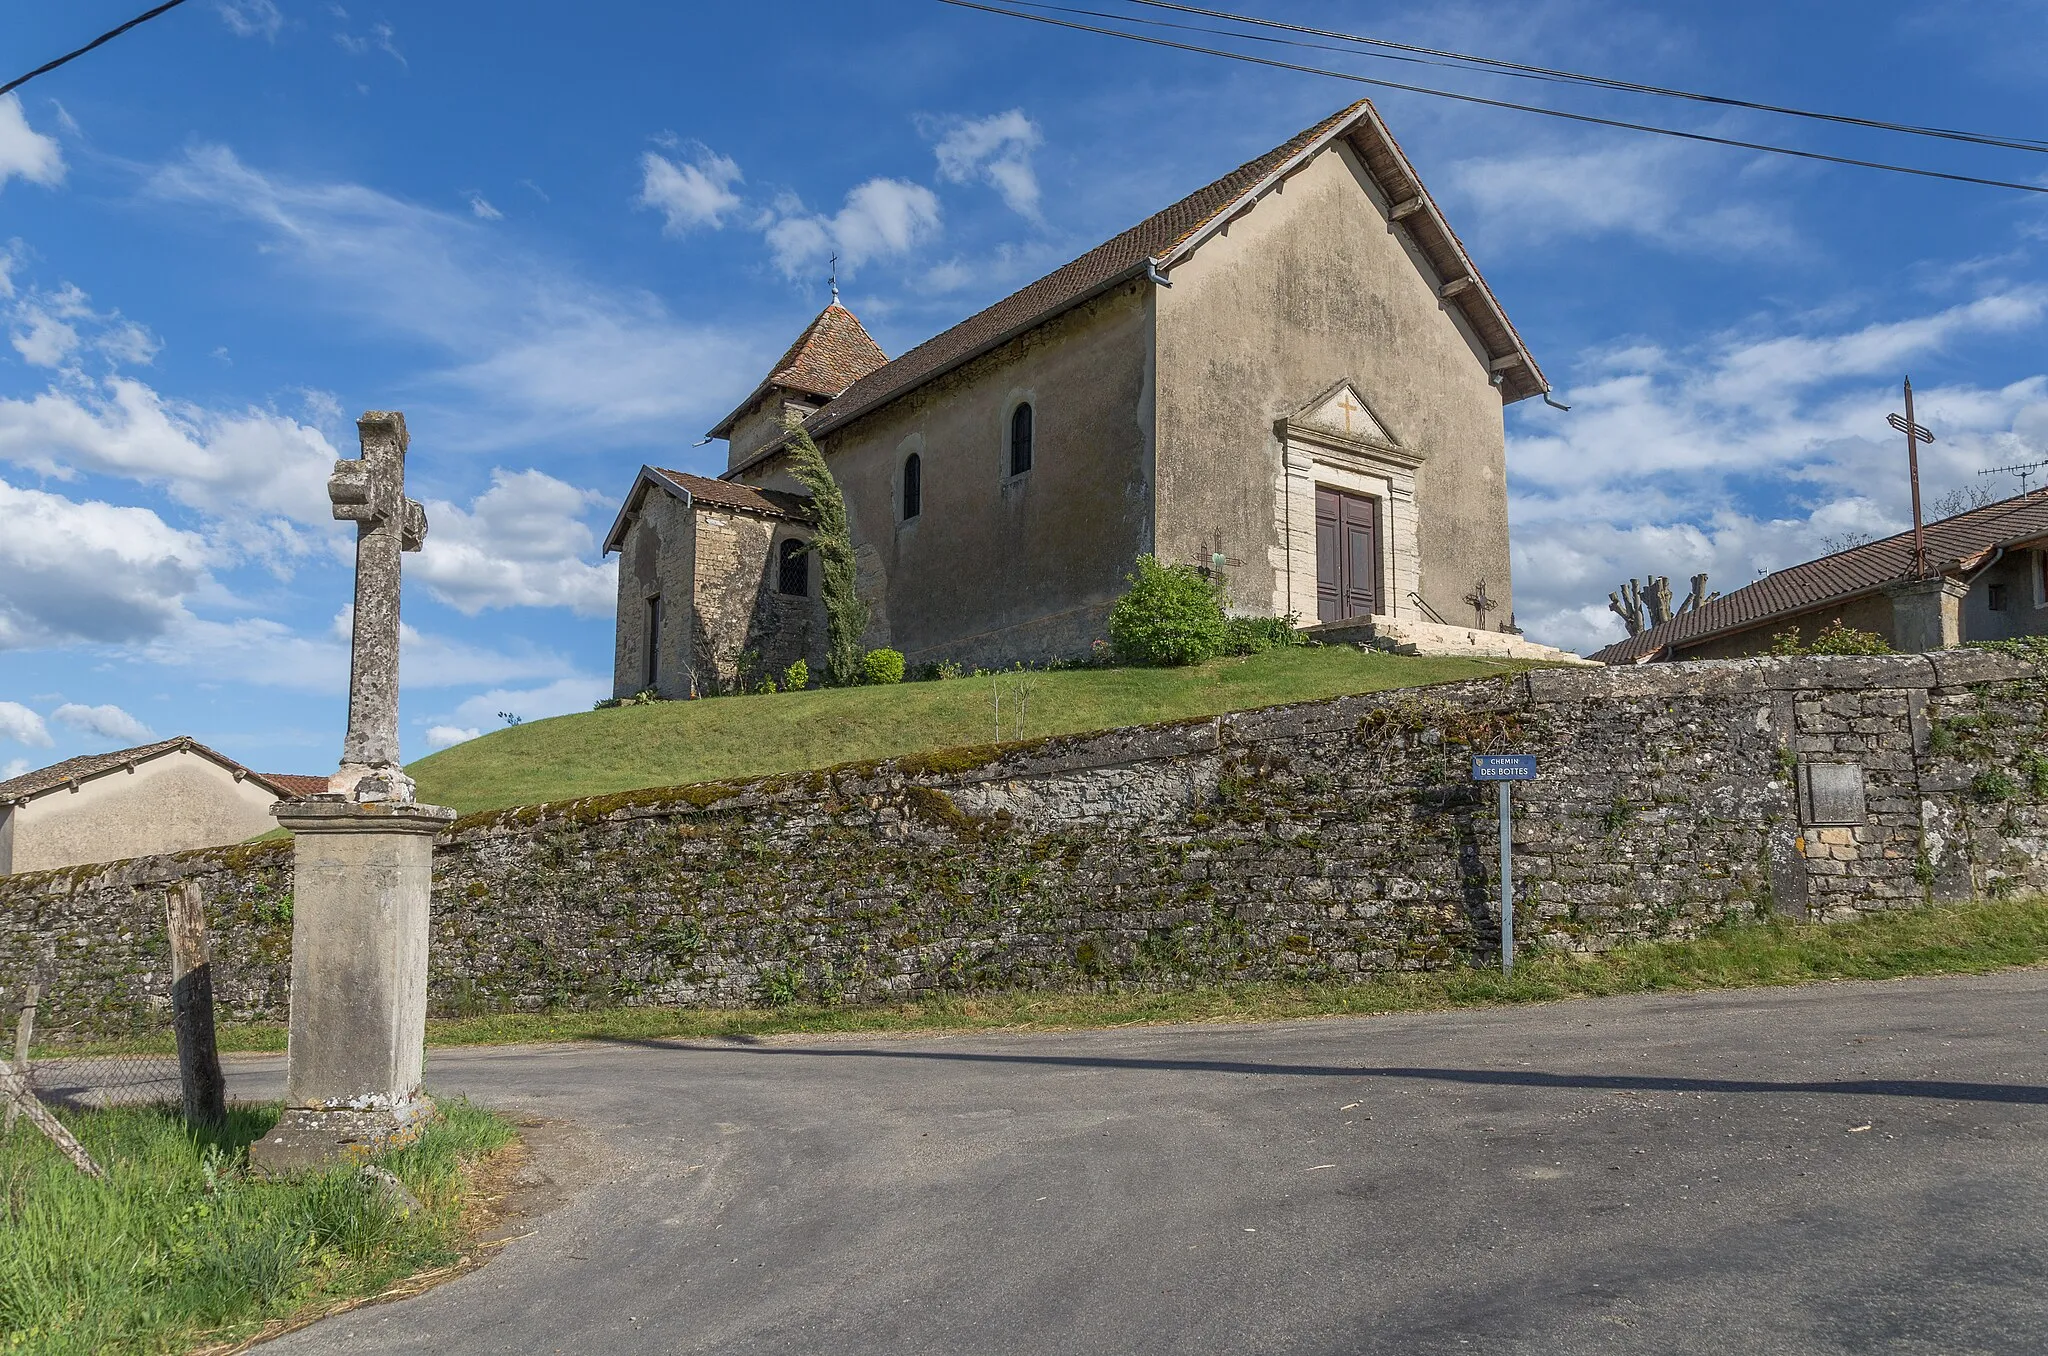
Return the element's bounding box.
[6,651,2046,1037]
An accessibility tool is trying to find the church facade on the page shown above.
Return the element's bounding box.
[606,100,1557,698]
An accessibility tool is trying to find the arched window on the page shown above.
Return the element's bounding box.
[777,538,809,596]
[902,453,922,520]
[1009,403,1034,477]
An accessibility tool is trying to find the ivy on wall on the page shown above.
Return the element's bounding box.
[783,423,869,687]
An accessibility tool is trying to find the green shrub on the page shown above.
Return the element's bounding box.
[782,659,809,692]
[784,425,868,686]
[1107,556,1229,666]
[1770,619,1892,656]
[1223,613,1303,655]
[859,648,906,685]
[1973,768,2022,803]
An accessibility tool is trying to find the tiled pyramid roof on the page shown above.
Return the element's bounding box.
[707,304,889,438]
[1593,489,2048,663]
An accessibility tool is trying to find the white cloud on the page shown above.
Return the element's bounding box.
[424,725,481,750]
[414,469,617,616]
[765,179,942,278]
[1506,288,2048,654]
[216,0,283,40]
[50,702,154,744]
[446,676,611,729]
[1446,138,1796,257]
[0,376,339,532]
[931,110,1043,219]
[638,148,743,234]
[146,145,759,449]
[1,758,28,779]
[8,282,159,369]
[0,478,214,651]
[0,95,64,191]
[466,192,502,221]
[0,701,52,748]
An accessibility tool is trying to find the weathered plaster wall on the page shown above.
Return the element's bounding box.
[3,753,284,876]
[9,652,2045,1036]
[741,284,1156,670]
[1155,138,1512,625]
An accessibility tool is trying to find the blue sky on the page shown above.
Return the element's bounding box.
[2,0,2045,779]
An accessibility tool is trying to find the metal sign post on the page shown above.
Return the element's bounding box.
[1472,756,1538,972]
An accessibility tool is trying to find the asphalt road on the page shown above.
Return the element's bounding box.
[244,972,2048,1355]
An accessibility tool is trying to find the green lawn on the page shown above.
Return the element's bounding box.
[408,646,1528,815]
[0,1100,515,1356]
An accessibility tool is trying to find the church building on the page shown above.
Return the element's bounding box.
[605,99,1566,697]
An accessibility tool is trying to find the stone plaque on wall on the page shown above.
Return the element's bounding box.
[1798,762,1867,827]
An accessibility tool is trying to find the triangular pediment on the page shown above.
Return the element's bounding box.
[1291,381,1397,446]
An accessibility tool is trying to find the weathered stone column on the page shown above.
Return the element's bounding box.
[251,410,453,1175]
[1884,576,1968,653]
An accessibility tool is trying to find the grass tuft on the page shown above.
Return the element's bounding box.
[0,1100,514,1355]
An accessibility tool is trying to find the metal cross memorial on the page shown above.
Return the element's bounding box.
[1887,378,1935,579]
[327,411,428,801]
[1462,579,1495,630]
[1472,755,1537,972]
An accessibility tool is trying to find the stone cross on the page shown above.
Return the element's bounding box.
[328,411,427,802]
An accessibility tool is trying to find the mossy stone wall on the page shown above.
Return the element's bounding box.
[7,651,2047,1036]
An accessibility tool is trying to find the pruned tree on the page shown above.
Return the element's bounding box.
[1610,572,1717,637]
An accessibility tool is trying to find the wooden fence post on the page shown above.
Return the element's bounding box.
[166,881,228,1129]
[0,1062,104,1179]
[3,983,36,1136]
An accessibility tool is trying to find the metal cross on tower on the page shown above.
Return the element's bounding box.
[1887,377,1936,578]
[1463,578,1495,629]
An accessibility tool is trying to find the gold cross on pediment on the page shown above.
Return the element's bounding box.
[1333,390,1361,433]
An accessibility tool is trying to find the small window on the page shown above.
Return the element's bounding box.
[902,453,922,520]
[1988,582,2008,612]
[1009,403,1033,477]
[778,538,809,596]
[642,595,662,690]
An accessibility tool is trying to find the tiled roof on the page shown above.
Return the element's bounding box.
[650,468,811,519]
[707,304,889,438]
[1593,490,2048,663]
[261,774,332,798]
[0,737,310,806]
[721,98,1543,479]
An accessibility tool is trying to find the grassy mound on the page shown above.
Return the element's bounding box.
[0,1100,514,1355]
[409,647,1529,815]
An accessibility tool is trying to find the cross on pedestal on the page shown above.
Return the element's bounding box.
[327,411,428,802]
[1463,578,1495,629]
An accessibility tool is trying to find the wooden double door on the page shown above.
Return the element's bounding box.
[1316,487,1381,623]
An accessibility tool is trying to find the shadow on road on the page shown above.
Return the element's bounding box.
[584,1036,2048,1105]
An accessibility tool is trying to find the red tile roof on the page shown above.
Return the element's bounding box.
[650,468,811,519]
[1593,489,2048,663]
[720,98,1543,480]
[261,774,333,799]
[0,737,315,806]
[707,304,889,438]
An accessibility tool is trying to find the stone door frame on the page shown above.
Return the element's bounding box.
[1273,406,1422,624]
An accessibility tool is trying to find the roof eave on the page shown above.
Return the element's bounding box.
[603,466,684,555]
[725,258,1158,479]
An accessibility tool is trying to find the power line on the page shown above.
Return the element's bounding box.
[2,1,194,101]
[1115,0,2048,155]
[935,0,2048,195]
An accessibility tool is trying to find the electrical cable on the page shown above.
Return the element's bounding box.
[1115,0,2048,154]
[935,0,2048,195]
[2,1,194,100]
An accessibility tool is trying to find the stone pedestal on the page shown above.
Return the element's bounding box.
[249,797,455,1175]
[1883,576,1968,653]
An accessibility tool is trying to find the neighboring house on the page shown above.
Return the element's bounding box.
[0,738,322,875]
[606,98,1569,698]
[1594,490,2048,664]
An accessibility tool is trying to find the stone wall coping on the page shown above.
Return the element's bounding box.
[274,800,458,835]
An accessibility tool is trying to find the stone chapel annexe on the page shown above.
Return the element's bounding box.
[606,99,1570,699]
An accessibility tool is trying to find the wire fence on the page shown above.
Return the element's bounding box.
[7,982,183,1116]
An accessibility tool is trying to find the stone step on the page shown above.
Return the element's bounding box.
[1306,615,1597,665]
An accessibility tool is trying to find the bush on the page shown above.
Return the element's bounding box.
[1768,619,1892,656]
[782,659,809,692]
[1107,556,1229,666]
[1223,613,1303,655]
[859,648,905,685]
